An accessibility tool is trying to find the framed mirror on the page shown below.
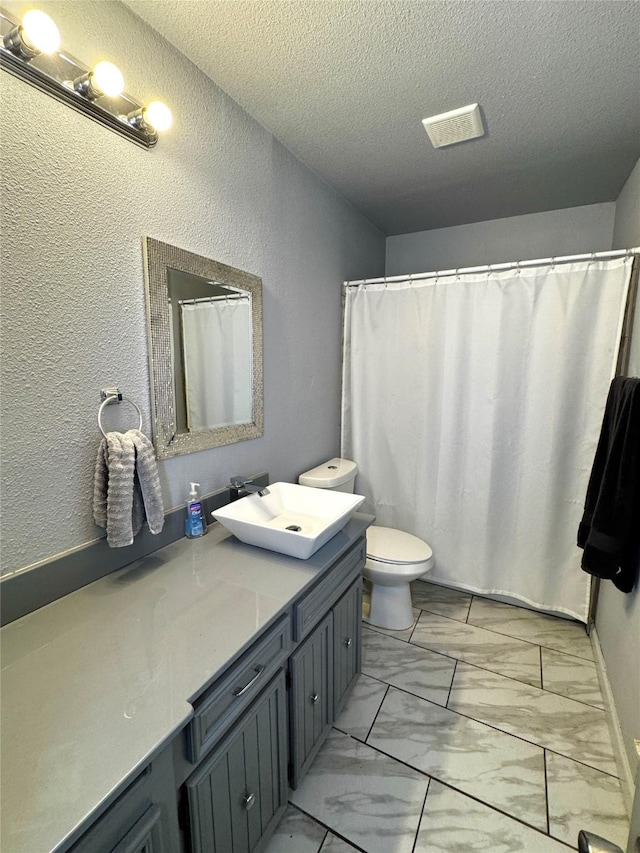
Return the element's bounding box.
[142,237,263,458]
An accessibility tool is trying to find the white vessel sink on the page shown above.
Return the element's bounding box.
[212,482,365,559]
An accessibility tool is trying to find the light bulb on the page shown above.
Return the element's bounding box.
[142,101,172,132]
[21,9,60,54]
[92,61,124,98]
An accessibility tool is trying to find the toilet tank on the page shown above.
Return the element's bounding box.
[298,457,357,493]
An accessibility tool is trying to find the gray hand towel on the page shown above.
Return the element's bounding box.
[93,432,137,547]
[93,429,164,548]
[126,429,164,535]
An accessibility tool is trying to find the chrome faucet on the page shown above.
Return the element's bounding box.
[229,476,270,501]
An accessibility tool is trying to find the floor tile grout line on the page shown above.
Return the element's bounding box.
[407,636,544,692]
[441,580,590,626]
[361,665,620,781]
[350,736,556,843]
[416,604,594,661]
[402,635,606,713]
[366,594,595,666]
[361,620,615,773]
[446,657,609,715]
[361,669,452,710]
[363,683,389,742]
[544,748,551,837]
[410,777,431,853]
[443,695,621,780]
[427,777,578,850]
[284,802,368,853]
[445,658,458,707]
[466,595,474,623]
[281,802,329,852]
[414,582,594,657]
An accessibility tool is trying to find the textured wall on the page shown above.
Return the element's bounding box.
[385,203,616,275]
[0,0,384,576]
[598,157,640,780]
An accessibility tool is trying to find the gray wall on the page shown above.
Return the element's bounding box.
[385,203,616,275]
[0,0,385,578]
[598,156,640,780]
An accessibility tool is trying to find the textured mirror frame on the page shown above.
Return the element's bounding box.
[142,237,264,459]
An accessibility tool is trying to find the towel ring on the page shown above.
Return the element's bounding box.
[98,394,143,438]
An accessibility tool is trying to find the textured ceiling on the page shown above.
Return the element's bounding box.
[126,0,640,235]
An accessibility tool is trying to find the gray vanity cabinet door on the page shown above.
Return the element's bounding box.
[289,612,334,789]
[333,579,362,716]
[185,670,288,853]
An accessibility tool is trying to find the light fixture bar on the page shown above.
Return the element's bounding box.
[0,9,167,149]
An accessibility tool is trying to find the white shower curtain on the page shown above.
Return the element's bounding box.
[341,258,632,621]
[181,299,252,430]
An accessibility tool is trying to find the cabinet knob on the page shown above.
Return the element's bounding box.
[310,693,319,704]
[244,793,256,810]
[344,637,353,647]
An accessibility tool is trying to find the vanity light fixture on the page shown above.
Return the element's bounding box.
[127,100,173,133]
[0,7,173,148]
[3,9,60,59]
[73,60,124,100]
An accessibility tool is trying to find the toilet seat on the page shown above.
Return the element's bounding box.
[366,526,432,565]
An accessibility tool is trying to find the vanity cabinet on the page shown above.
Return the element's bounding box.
[288,540,364,789]
[181,535,366,851]
[3,517,372,853]
[185,671,288,853]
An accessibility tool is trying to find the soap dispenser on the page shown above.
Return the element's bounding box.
[185,482,206,538]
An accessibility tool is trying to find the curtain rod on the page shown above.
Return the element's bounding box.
[343,247,640,287]
[179,294,249,304]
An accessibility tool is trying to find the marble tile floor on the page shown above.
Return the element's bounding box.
[264,580,630,853]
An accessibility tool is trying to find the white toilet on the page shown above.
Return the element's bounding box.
[298,457,435,630]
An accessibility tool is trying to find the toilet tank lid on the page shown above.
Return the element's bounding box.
[367,526,433,564]
[298,457,357,488]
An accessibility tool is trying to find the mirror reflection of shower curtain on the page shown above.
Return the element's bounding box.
[181,299,252,430]
[341,257,632,622]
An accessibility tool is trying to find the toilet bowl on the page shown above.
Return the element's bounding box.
[298,457,435,631]
[364,526,434,630]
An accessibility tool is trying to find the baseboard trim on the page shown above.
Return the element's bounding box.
[590,624,635,815]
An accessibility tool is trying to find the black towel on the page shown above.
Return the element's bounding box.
[577,376,640,592]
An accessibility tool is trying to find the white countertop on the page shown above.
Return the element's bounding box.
[0,517,370,853]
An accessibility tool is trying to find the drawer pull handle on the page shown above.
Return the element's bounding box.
[244,793,256,810]
[310,693,319,704]
[233,665,266,697]
[344,638,353,647]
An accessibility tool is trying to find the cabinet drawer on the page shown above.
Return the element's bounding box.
[293,538,365,641]
[187,614,291,764]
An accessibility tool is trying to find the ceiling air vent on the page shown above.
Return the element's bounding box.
[422,103,485,148]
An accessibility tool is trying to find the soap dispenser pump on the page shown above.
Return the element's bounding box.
[185,482,206,538]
